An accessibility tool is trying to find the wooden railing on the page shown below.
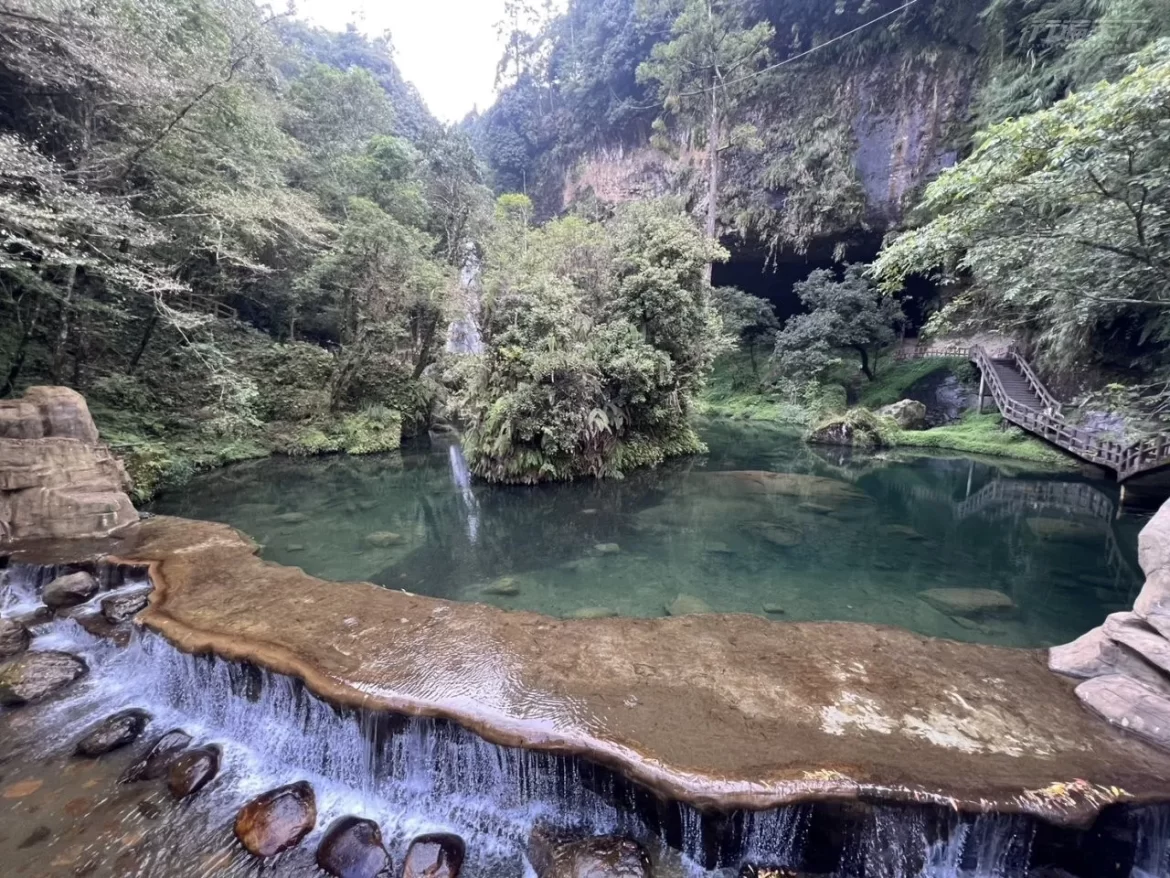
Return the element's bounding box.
[894,344,1170,482]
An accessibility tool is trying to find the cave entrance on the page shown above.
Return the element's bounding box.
[711,231,940,335]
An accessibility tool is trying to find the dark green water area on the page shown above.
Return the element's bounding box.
[151,420,1146,648]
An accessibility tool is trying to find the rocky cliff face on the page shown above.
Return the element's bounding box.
[0,387,137,543]
[560,51,973,251]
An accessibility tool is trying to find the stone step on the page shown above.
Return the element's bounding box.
[1076,674,1170,751]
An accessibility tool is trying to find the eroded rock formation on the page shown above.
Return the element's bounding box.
[0,386,136,543]
[1051,499,1170,750]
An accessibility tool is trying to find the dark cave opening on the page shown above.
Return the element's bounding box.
[712,231,940,335]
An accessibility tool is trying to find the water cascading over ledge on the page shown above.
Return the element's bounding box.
[3,573,1168,877]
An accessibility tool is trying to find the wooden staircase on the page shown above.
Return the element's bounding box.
[899,343,1170,482]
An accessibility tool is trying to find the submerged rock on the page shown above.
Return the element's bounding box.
[167,745,221,799]
[483,576,521,596]
[276,512,309,524]
[0,650,87,705]
[43,571,98,610]
[704,471,864,503]
[121,729,193,783]
[877,399,927,430]
[402,832,465,878]
[918,588,1015,618]
[0,617,30,658]
[594,543,621,555]
[882,524,926,541]
[797,503,835,516]
[75,709,151,757]
[234,781,317,858]
[317,816,391,878]
[1076,674,1170,751]
[364,531,403,548]
[528,826,651,878]
[763,604,787,616]
[750,522,803,548]
[666,594,713,616]
[568,607,619,620]
[101,591,150,624]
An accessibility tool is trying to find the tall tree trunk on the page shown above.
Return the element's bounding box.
[854,345,874,381]
[705,87,720,286]
[128,310,160,374]
[51,264,78,383]
[2,295,42,397]
[412,313,440,380]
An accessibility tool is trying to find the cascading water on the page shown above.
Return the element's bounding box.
[3,561,1169,877]
[447,249,485,356]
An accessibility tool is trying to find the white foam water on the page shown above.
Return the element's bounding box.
[1133,805,1170,878]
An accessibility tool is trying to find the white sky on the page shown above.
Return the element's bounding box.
[294,0,565,124]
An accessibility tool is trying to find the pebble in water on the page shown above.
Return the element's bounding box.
[121,729,193,783]
[75,709,152,757]
[234,781,317,858]
[167,745,222,799]
[316,816,391,878]
[403,833,465,878]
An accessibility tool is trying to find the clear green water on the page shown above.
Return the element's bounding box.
[151,420,1145,648]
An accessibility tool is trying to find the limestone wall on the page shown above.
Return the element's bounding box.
[1050,499,1170,749]
[0,387,137,543]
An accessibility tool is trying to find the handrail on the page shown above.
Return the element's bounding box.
[894,344,1170,482]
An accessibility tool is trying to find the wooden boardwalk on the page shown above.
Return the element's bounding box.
[896,343,1170,482]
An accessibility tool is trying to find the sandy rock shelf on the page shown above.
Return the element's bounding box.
[7,515,1170,828]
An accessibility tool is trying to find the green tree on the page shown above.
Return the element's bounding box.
[874,42,1170,372]
[774,265,903,382]
[635,0,774,278]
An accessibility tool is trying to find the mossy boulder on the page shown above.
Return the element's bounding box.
[806,409,895,449]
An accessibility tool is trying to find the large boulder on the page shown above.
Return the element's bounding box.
[167,745,221,799]
[234,781,317,858]
[0,650,87,705]
[43,571,99,610]
[1102,613,1170,675]
[317,816,392,878]
[0,386,136,542]
[121,729,192,783]
[403,832,465,878]
[1049,627,1170,696]
[918,588,1016,618]
[0,617,30,658]
[528,826,652,878]
[806,410,891,449]
[877,399,927,430]
[75,709,152,757]
[1076,674,1170,751]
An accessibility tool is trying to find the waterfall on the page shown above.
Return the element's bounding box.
[446,249,484,356]
[1134,806,1170,878]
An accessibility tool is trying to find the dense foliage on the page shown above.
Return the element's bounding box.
[0,0,491,494]
[459,196,729,482]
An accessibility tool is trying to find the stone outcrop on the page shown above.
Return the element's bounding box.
[101,590,150,624]
[402,833,465,878]
[28,515,1170,827]
[918,588,1016,619]
[43,570,98,609]
[0,386,136,543]
[75,709,151,757]
[234,781,317,858]
[877,400,927,430]
[317,816,392,878]
[1051,498,1170,750]
[0,650,87,705]
[0,616,30,657]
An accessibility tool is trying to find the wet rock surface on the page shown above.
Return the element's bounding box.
[528,827,651,878]
[0,386,137,542]
[402,832,465,878]
[0,651,87,705]
[121,729,192,783]
[75,709,151,757]
[167,745,221,799]
[234,781,317,858]
[0,617,30,657]
[1076,674,1170,750]
[42,571,98,609]
[317,816,392,878]
[18,515,1170,826]
[101,590,150,624]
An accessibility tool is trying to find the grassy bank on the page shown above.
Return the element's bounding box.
[891,412,1078,468]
